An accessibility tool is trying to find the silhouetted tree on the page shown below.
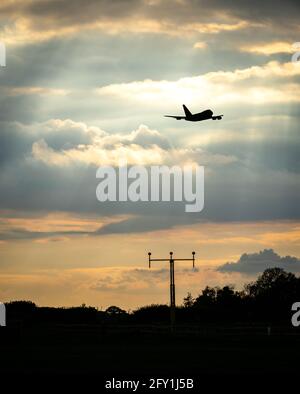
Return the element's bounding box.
[243,267,300,322]
[183,292,194,308]
[105,306,126,316]
[5,300,37,323]
[194,286,217,307]
[132,304,170,323]
[4,267,300,328]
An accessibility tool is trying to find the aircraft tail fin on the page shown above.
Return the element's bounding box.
[183,104,192,117]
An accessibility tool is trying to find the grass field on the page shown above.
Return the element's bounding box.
[1,324,299,390]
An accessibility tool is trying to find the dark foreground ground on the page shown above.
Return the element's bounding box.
[1,324,299,391]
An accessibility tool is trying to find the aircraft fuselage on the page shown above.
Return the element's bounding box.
[185,109,213,121]
[164,105,223,121]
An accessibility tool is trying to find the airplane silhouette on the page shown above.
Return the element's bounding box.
[165,105,223,122]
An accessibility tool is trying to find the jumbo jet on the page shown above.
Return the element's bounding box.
[165,105,223,122]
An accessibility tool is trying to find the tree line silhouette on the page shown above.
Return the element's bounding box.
[5,268,300,327]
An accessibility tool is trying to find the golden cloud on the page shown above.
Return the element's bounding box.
[241,41,294,55]
[95,61,300,106]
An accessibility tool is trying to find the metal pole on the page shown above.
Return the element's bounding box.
[147,251,196,332]
[170,252,175,330]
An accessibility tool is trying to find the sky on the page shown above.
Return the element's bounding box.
[0,0,300,309]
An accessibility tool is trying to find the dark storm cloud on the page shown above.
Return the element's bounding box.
[192,0,299,26]
[0,0,141,26]
[218,249,300,274]
[2,0,299,30]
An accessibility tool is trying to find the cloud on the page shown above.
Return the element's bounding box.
[0,113,299,237]
[217,249,300,274]
[0,264,241,309]
[193,41,207,50]
[95,61,300,106]
[27,121,235,167]
[0,0,256,45]
[0,119,97,166]
[0,211,129,241]
[91,268,170,292]
[1,118,163,165]
[0,0,299,46]
[240,41,294,55]
[5,86,70,97]
[91,266,200,292]
[31,138,235,167]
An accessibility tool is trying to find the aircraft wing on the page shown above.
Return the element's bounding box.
[164,115,185,120]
